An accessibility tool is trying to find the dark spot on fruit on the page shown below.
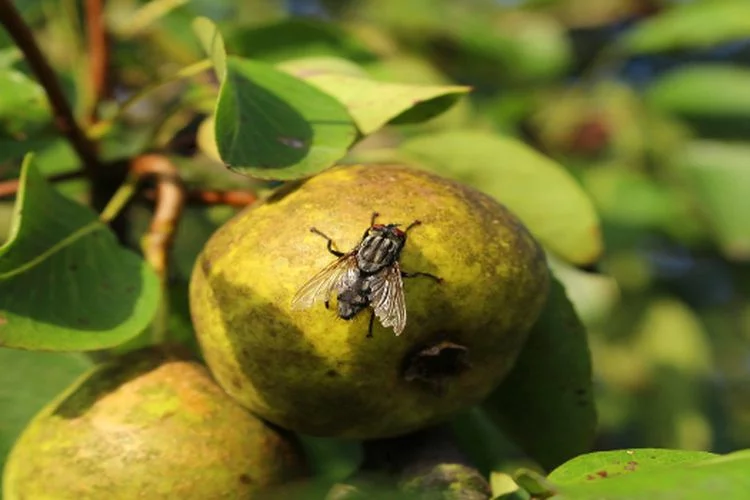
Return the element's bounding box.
[402,339,471,394]
[201,258,212,275]
[596,470,608,478]
[238,474,252,485]
[625,461,638,472]
[326,369,338,378]
[586,474,596,480]
[69,263,78,271]
[230,376,243,390]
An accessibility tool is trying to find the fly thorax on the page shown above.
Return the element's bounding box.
[356,234,401,273]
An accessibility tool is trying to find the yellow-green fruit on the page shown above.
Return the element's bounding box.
[190,164,550,439]
[2,348,307,500]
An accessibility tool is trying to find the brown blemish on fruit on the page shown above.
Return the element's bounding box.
[402,340,471,394]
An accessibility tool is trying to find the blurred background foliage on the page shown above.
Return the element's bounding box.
[2,0,750,486]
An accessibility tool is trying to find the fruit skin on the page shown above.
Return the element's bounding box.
[190,163,550,439]
[2,348,307,500]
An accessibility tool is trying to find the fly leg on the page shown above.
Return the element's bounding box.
[404,220,422,233]
[310,227,345,257]
[366,310,375,339]
[401,270,443,283]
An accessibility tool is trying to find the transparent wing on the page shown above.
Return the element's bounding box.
[291,254,357,310]
[368,263,407,335]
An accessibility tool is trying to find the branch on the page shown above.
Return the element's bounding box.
[143,187,257,207]
[0,0,101,174]
[86,0,109,124]
[0,169,86,199]
[130,154,186,280]
[329,426,492,499]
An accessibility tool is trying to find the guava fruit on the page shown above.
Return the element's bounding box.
[2,347,307,499]
[189,163,550,439]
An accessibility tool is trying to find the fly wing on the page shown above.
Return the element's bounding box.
[291,254,357,310]
[368,263,407,335]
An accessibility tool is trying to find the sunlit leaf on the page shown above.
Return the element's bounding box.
[547,254,619,327]
[678,140,750,260]
[192,16,227,79]
[0,156,159,351]
[483,277,596,471]
[400,130,602,265]
[303,74,470,134]
[622,1,750,54]
[278,56,369,79]
[213,56,357,180]
[0,348,91,480]
[0,69,50,137]
[548,449,717,485]
[647,65,750,118]
[548,450,750,499]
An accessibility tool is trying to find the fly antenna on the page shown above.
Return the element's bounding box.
[370,211,380,226]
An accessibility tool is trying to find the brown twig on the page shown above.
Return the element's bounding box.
[0,0,100,174]
[86,0,109,124]
[130,154,185,280]
[143,187,257,207]
[0,169,86,199]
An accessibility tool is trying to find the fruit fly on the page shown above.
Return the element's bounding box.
[291,212,442,337]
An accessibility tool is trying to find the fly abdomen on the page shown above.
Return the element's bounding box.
[337,281,369,320]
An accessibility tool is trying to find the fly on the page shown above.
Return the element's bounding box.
[291,212,443,337]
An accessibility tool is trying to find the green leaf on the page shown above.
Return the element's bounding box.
[622,1,750,54]
[278,56,370,79]
[483,277,596,471]
[0,156,160,351]
[549,450,750,499]
[548,449,718,485]
[547,254,619,326]
[646,65,750,118]
[213,56,358,180]
[192,16,227,80]
[0,348,92,485]
[678,140,750,260]
[303,74,470,134]
[0,69,50,137]
[400,130,602,265]
[225,18,375,64]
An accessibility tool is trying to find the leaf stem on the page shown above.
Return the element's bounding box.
[130,154,186,344]
[99,173,140,223]
[143,187,257,207]
[0,0,101,175]
[0,169,87,200]
[86,0,109,124]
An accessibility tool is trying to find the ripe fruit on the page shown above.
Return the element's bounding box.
[190,163,550,438]
[3,348,307,499]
